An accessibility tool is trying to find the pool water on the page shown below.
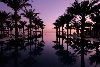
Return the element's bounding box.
[0,33,100,67]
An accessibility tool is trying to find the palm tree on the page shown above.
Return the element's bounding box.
[55,17,62,45]
[5,20,12,37]
[0,0,32,39]
[67,0,100,39]
[21,8,39,37]
[53,20,60,42]
[53,22,58,36]
[33,17,41,37]
[19,21,27,38]
[0,10,10,38]
[90,11,100,38]
[56,15,66,45]
[73,22,80,36]
[17,24,23,36]
[25,24,34,41]
[67,1,100,67]
[38,20,45,41]
[64,14,74,38]
[59,15,65,36]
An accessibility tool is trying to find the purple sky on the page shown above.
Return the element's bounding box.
[0,0,75,33]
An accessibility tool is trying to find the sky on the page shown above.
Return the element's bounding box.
[0,0,76,33]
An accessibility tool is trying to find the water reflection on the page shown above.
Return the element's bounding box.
[56,49,77,66]
[1,33,100,67]
[0,36,45,67]
[52,37,78,66]
[52,35,100,67]
[0,41,11,67]
[89,41,100,67]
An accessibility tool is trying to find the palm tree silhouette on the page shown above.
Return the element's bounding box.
[21,39,45,67]
[19,21,27,38]
[0,11,10,38]
[0,0,32,39]
[88,41,100,67]
[58,15,66,45]
[56,49,77,66]
[23,41,38,67]
[70,38,94,67]
[7,39,24,67]
[53,40,77,66]
[21,8,39,38]
[63,14,74,38]
[90,12,100,38]
[53,20,60,43]
[53,22,59,36]
[37,20,45,41]
[72,19,81,36]
[5,20,13,38]
[52,41,64,50]
[55,17,61,45]
[25,24,33,40]
[0,41,11,67]
[67,0,100,39]
[32,17,42,38]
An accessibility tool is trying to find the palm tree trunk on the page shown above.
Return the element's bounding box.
[10,30,12,38]
[14,11,18,40]
[42,28,43,41]
[81,16,85,39]
[67,24,69,50]
[28,28,29,42]
[59,27,60,45]
[81,16,85,67]
[67,24,69,38]
[70,26,71,37]
[62,26,63,46]
[8,28,10,37]
[35,24,37,40]
[76,28,79,36]
[23,27,25,39]
[57,27,58,42]
[29,18,32,37]
[56,26,57,37]
[1,23,3,38]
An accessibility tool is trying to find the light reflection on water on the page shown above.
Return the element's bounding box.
[0,33,100,67]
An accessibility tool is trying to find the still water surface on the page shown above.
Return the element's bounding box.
[0,33,99,67]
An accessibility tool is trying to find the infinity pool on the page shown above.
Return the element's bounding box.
[0,33,99,67]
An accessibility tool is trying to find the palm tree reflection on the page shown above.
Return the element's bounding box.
[56,49,77,66]
[70,38,94,67]
[7,39,23,67]
[52,38,77,66]
[21,38,45,67]
[0,41,11,67]
[89,41,100,67]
